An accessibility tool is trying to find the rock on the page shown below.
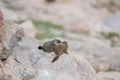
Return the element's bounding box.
[20,20,36,37]
[80,39,120,71]
[2,69,21,80]
[97,72,120,80]
[81,53,110,72]
[2,0,26,10]
[4,54,35,79]
[1,9,18,20]
[0,11,3,54]
[34,50,97,80]
[0,60,21,80]
[1,20,24,61]
[3,0,110,36]
[5,64,35,79]
[10,36,97,80]
[0,1,6,8]
[102,15,120,35]
[0,20,35,80]
[98,0,120,9]
[65,36,120,71]
[98,0,110,4]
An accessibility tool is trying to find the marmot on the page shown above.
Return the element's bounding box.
[38,39,61,53]
[52,41,68,62]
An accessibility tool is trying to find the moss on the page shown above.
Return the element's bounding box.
[107,68,116,72]
[100,32,120,47]
[101,32,119,39]
[33,20,65,40]
[35,32,65,40]
[109,0,115,5]
[19,20,26,24]
[95,0,117,13]
[33,20,62,30]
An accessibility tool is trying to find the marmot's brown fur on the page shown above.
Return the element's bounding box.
[52,41,68,62]
[38,39,61,53]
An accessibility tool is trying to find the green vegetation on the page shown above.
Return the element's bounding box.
[109,0,115,5]
[101,32,119,39]
[19,20,26,24]
[101,32,120,47]
[33,20,65,40]
[96,0,117,13]
[33,20,62,30]
[35,32,65,40]
[107,68,116,72]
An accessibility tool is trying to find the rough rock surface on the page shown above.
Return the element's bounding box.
[61,34,120,72]
[97,71,120,80]
[103,15,120,35]
[1,20,24,59]
[0,11,3,54]
[1,9,18,21]
[12,37,97,80]
[20,20,36,37]
[81,40,120,71]
[0,20,98,80]
[2,0,26,10]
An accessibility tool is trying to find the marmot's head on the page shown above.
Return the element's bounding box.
[52,39,61,45]
[63,41,68,47]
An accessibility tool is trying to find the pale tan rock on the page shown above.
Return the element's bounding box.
[55,73,74,80]
[20,20,36,37]
[97,72,120,80]
[32,49,97,80]
[1,9,18,21]
[0,11,3,54]
[1,20,24,60]
[10,35,97,80]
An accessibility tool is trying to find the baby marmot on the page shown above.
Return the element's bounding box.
[38,39,61,53]
[52,41,68,62]
[38,39,69,62]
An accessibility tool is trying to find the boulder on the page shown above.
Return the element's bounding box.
[0,60,21,80]
[12,36,97,80]
[0,11,3,54]
[102,15,120,35]
[1,9,18,21]
[2,0,26,10]
[20,20,36,37]
[1,20,24,61]
[64,36,120,71]
[1,20,98,80]
[97,71,120,80]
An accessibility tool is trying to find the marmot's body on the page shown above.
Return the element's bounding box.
[38,39,69,62]
[38,39,61,53]
[52,41,68,62]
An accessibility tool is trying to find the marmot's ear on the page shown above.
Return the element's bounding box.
[63,41,68,44]
[53,39,61,43]
[53,39,61,45]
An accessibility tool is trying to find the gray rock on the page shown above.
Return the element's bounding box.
[20,20,36,37]
[79,39,120,71]
[1,9,18,20]
[67,37,120,71]
[34,50,97,80]
[0,20,24,60]
[2,0,26,10]
[11,36,97,80]
[97,71,120,80]
[103,15,120,34]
